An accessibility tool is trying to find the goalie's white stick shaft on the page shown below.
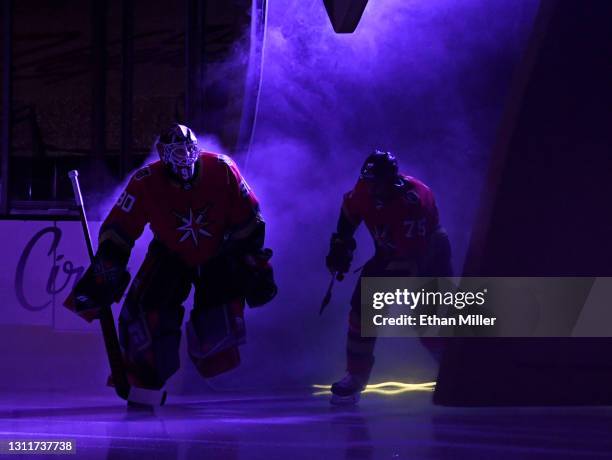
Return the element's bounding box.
[67,170,166,406]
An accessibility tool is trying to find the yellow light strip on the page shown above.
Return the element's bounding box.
[312,381,436,396]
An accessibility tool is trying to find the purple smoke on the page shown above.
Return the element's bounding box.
[200,0,540,390]
[90,0,540,391]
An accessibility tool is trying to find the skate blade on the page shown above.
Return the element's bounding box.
[330,392,361,406]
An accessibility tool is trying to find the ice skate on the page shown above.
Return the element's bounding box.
[330,373,368,406]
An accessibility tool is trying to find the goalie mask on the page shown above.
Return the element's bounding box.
[157,124,199,182]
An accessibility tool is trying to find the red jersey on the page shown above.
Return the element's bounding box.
[100,152,260,267]
[341,174,439,259]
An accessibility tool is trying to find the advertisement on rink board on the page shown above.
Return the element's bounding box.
[0,220,150,331]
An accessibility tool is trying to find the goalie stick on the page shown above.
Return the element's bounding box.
[68,170,167,407]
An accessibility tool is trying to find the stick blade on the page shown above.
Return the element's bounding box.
[319,291,332,315]
[127,387,167,407]
[319,274,336,315]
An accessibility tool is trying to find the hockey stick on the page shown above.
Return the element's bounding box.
[319,272,344,315]
[68,170,167,407]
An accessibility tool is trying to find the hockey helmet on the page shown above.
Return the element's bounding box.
[157,123,199,181]
[360,150,398,182]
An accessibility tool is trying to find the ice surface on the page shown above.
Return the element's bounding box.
[1,389,610,459]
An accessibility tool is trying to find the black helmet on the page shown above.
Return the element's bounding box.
[360,150,398,182]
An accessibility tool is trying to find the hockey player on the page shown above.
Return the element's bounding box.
[325,150,451,405]
[65,123,276,393]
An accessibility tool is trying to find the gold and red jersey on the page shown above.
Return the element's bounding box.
[100,152,260,267]
[341,174,439,259]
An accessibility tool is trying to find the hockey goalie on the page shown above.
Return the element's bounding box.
[64,123,277,392]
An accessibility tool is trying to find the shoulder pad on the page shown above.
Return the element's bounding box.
[402,175,431,191]
[215,153,234,167]
[404,190,421,205]
[199,151,234,167]
[133,166,152,181]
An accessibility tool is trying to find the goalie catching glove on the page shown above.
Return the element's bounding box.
[242,248,277,307]
[196,246,277,309]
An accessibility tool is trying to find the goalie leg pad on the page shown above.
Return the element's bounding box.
[118,244,192,389]
[119,306,185,389]
[186,299,245,378]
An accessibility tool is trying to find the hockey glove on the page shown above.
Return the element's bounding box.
[64,242,131,322]
[243,248,277,307]
[326,233,356,276]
